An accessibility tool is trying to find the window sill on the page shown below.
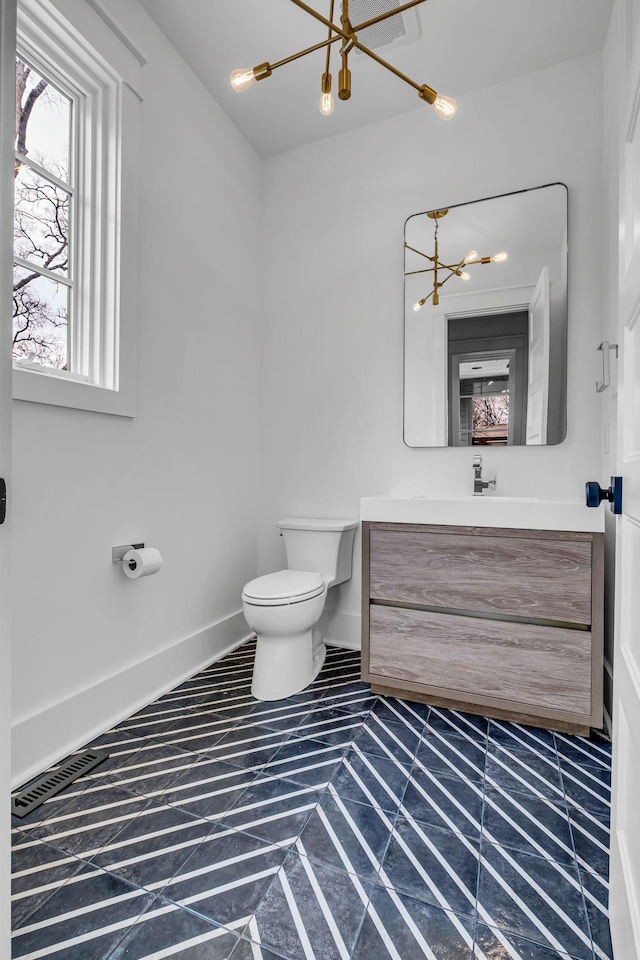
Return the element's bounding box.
[13,365,135,417]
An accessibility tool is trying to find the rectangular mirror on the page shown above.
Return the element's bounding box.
[404,183,567,446]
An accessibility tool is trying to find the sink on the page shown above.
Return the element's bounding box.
[360,495,604,532]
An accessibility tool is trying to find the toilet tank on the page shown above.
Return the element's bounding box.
[277,518,358,587]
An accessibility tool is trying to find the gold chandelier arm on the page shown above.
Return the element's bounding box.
[270,33,343,71]
[287,0,437,98]
[405,268,436,277]
[351,37,421,92]
[404,243,435,262]
[353,0,429,35]
[325,0,335,75]
[288,0,351,45]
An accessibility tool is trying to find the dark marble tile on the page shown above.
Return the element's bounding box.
[109,703,194,744]
[156,710,239,756]
[106,902,239,959]
[330,747,411,813]
[474,920,588,958]
[220,775,321,847]
[354,716,421,764]
[160,758,258,820]
[262,736,347,787]
[476,842,593,960]
[482,787,575,865]
[11,835,85,929]
[560,761,611,819]
[245,698,309,732]
[569,808,610,878]
[488,720,557,754]
[160,827,287,927]
[555,732,612,770]
[425,708,489,743]
[100,742,197,796]
[206,724,290,769]
[415,731,486,784]
[229,936,286,960]
[250,851,371,960]
[298,791,395,881]
[90,801,214,892]
[328,691,377,716]
[580,868,612,960]
[294,706,367,746]
[380,817,480,919]
[401,767,483,839]
[190,695,255,724]
[81,729,149,780]
[11,864,155,960]
[371,696,430,731]
[286,671,369,704]
[353,883,474,959]
[317,659,362,685]
[485,743,564,803]
[27,787,151,859]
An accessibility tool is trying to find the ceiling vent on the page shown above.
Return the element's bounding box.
[343,0,421,55]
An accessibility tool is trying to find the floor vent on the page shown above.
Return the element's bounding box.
[11,750,109,818]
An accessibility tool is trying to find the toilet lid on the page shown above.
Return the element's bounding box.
[242,569,325,605]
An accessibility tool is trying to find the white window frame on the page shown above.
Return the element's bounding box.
[13,0,144,417]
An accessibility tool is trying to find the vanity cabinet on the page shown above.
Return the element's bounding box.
[361,521,604,734]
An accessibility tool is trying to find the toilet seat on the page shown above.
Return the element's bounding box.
[242,569,325,606]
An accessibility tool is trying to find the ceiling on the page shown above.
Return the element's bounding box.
[138,0,613,157]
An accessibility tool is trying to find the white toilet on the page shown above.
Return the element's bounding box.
[242,518,358,701]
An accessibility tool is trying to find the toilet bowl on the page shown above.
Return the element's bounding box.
[241,518,358,701]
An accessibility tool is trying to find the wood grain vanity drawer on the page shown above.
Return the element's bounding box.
[368,528,592,626]
[369,604,592,716]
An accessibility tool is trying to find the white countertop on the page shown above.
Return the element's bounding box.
[360,496,605,533]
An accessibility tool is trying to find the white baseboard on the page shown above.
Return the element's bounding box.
[323,610,361,651]
[12,611,251,790]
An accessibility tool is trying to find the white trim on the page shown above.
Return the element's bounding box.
[11,612,252,789]
[617,826,640,957]
[81,0,148,67]
[323,609,361,651]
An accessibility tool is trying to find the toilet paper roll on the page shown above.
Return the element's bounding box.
[122,547,163,579]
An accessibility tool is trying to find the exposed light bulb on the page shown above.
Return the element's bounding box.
[432,95,457,120]
[459,271,471,281]
[493,251,508,262]
[320,73,334,116]
[320,92,335,115]
[230,68,257,92]
[463,250,478,264]
[413,299,426,312]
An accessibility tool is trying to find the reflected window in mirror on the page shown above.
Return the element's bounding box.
[404,184,567,447]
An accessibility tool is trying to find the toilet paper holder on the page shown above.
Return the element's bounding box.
[112,543,145,564]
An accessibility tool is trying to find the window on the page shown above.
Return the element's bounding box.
[13,0,143,417]
[14,57,74,373]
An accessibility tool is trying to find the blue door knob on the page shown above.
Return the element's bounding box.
[585,477,623,514]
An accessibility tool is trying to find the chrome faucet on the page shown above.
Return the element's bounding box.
[473,454,497,496]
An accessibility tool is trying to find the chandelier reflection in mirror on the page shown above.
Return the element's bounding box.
[230,0,457,120]
[406,209,508,310]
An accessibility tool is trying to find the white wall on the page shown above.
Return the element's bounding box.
[260,53,605,646]
[11,0,262,786]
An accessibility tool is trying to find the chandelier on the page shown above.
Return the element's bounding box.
[405,209,508,309]
[230,0,457,120]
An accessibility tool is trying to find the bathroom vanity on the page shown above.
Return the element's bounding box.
[360,499,605,734]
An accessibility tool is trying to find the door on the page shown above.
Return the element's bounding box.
[526,266,550,444]
[610,0,640,955]
[0,0,16,953]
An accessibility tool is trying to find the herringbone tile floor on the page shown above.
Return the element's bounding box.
[11,641,613,959]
